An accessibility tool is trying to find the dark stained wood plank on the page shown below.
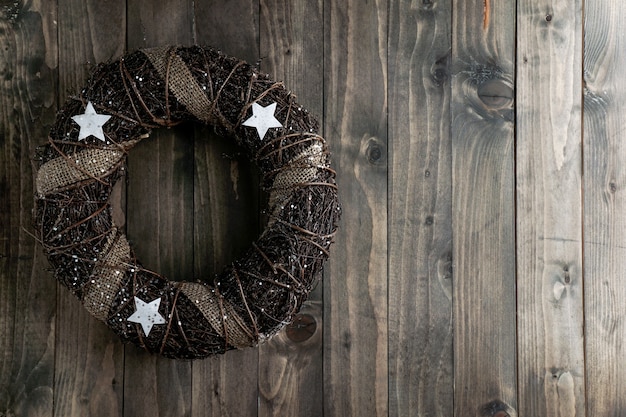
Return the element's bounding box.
[189,130,259,417]
[191,132,259,289]
[0,2,57,416]
[450,0,517,415]
[126,128,195,282]
[388,1,453,415]
[584,1,626,415]
[191,2,260,416]
[194,0,259,63]
[516,1,585,416]
[125,1,195,416]
[53,1,126,416]
[323,0,388,416]
[58,0,126,94]
[259,0,324,119]
[258,1,324,415]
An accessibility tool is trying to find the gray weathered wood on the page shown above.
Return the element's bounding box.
[451,0,517,415]
[516,1,586,415]
[388,0,453,415]
[0,3,57,415]
[54,1,126,414]
[258,1,325,415]
[323,0,388,416]
[9,1,626,416]
[584,0,626,415]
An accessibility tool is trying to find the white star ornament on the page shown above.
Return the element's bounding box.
[71,101,112,142]
[127,296,166,336]
[242,102,282,140]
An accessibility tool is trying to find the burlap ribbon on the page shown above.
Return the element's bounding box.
[178,282,255,348]
[83,227,131,321]
[143,47,213,123]
[268,141,326,211]
[36,148,124,196]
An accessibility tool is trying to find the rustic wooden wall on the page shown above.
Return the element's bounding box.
[2,0,626,416]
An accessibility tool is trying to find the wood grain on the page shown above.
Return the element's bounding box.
[258,303,324,416]
[8,1,626,416]
[0,3,57,415]
[194,0,259,63]
[584,1,626,415]
[191,2,261,416]
[189,131,259,417]
[257,1,325,415]
[54,1,126,415]
[451,0,517,415]
[323,0,388,416]
[388,1,453,415]
[124,1,194,416]
[516,1,585,416]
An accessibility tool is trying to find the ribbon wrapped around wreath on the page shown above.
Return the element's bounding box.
[33,45,340,359]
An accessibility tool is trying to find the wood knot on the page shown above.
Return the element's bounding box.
[419,0,434,10]
[477,79,514,110]
[462,64,513,121]
[479,399,515,417]
[286,313,317,343]
[430,54,450,86]
[364,137,386,166]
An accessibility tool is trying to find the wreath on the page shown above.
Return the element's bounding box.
[33,45,340,359]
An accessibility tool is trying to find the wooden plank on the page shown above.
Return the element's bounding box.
[450,0,517,415]
[516,1,585,416]
[54,1,126,415]
[194,0,259,62]
[388,1,453,415]
[191,2,260,416]
[189,128,259,417]
[124,1,195,416]
[323,0,388,416]
[257,1,324,415]
[584,1,626,414]
[0,2,57,415]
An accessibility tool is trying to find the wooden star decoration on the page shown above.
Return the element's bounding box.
[127,296,166,336]
[71,101,112,142]
[242,102,282,140]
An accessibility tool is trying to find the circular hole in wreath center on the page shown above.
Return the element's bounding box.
[124,124,262,282]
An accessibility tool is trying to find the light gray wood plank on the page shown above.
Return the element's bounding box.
[584,0,626,415]
[323,0,388,415]
[516,1,586,416]
[451,0,517,415]
[388,1,453,415]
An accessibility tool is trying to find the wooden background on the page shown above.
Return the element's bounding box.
[2,0,626,416]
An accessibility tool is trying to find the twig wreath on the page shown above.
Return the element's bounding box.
[33,45,340,359]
